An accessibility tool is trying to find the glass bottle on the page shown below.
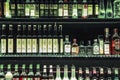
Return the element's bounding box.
[48,65,54,80]
[99,67,104,80]
[13,64,19,80]
[111,28,120,54]
[98,35,104,55]
[70,65,77,80]
[35,0,39,18]
[10,0,16,18]
[92,67,98,80]
[113,68,119,80]
[79,41,85,55]
[28,64,34,80]
[35,64,41,80]
[39,0,44,17]
[86,40,93,55]
[58,0,63,18]
[25,0,30,18]
[63,65,69,80]
[98,0,105,18]
[78,0,82,18]
[113,0,120,18]
[82,0,88,18]
[30,0,36,18]
[5,64,13,80]
[42,65,47,80]
[55,65,61,80]
[63,0,69,18]
[94,0,98,18]
[20,64,27,80]
[53,0,58,17]
[84,67,90,80]
[106,68,112,80]
[44,0,49,17]
[4,0,11,18]
[88,0,93,18]
[106,0,113,18]
[78,67,83,80]
[93,39,99,55]
[72,0,78,18]
[49,0,54,17]
[0,64,5,80]
[71,39,79,55]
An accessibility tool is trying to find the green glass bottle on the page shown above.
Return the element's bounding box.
[113,0,120,18]
[106,0,113,18]
[4,0,11,18]
[25,0,30,18]
[72,0,78,18]
[98,0,105,18]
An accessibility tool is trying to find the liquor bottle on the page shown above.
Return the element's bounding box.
[42,25,48,54]
[10,0,16,17]
[30,0,36,18]
[68,0,72,18]
[42,65,48,80]
[25,0,30,18]
[28,64,34,80]
[63,65,69,80]
[104,28,110,55]
[70,65,77,80]
[106,68,112,80]
[34,64,41,80]
[0,64,5,80]
[64,35,71,55]
[20,64,27,80]
[1,24,7,55]
[72,0,78,18]
[111,28,120,54]
[0,2,2,17]
[82,0,88,18]
[39,0,44,17]
[113,68,119,80]
[98,0,105,18]
[47,24,53,54]
[55,65,61,80]
[58,25,63,54]
[86,40,93,55]
[8,24,14,55]
[71,39,79,55]
[94,0,98,18]
[88,0,93,18]
[93,39,99,55]
[113,0,120,18]
[35,0,39,18]
[48,65,54,80]
[27,25,32,54]
[58,0,63,18]
[84,67,90,80]
[22,25,27,55]
[49,0,53,17]
[78,0,82,18]
[53,23,59,54]
[32,25,38,54]
[78,67,83,80]
[98,35,104,55]
[16,25,22,55]
[44,0,49,17]
[79,41,85,55]
[13,64,19,80]
[99,67,104,80]
[4,0,11,18]
[5,64,13,80]
[92,67,98,80]
[106,0,113,18]
[53,0,58,17]
[38,25,43,54]
[63,0,69,18]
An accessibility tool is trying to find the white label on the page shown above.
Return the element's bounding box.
[25,6,30,16]
[93,45,99,54]
[82,5,88,17]
[32,39,37,53]
[64,45,71,53]
[39,39,43,53]
[22,39,26,53]
[47,39,52,53]
[59,9,63,16]
[42,39,47,53]
[60,39,63,53]
[53,39,58,53]
[64,10,68,16]
[8,39,13,53]
[72,9,78,17]
[17,39,22,53]
[72,47,77,53]
[104,44,110,54]
[30,10,35,16]
[27,39,32,53]
[1,39,6,53]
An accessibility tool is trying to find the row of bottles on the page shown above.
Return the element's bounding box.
[0,0,120,18]
[0,23,120,55]
[0,64,120,80]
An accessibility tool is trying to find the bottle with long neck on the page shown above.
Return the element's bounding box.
[98,0,105,18]
[28,64,34,80]
[39,0,44,17]
[10,0,16,18]
[44,0,49,17]
[70,65,77,80]
[5,64,13,80]
[48,65,54,80]
[78,67,83,80]
[94,0,98,18]
[113,0,120,18]
[0,64,5,80]
[55,65,61,80]
[13,64,19,80]
[25,0,30,18]
[63,65,69,80]
[30,0,36,18]
[42,65,47,80]
[20,64,27,80]
[72,0,78,18]
[82,0,88,18]
[99,67,104,80]
[4,0,11,18]
[34,64,41,80]
[88,0,93,18]
[58,0,63,18]
[63,0,68,18]
[106,0,113,18]
[53,0,58,17]
[113,68,119,80]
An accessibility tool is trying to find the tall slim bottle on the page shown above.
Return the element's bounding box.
[55,65,61,80]
[34,64,41,80]
[78,67,83,80]
[63,0,69,18]
[10,0,16,18]
[53,0,58,17]
[28,64,34,80]
[113,0,120,18]
[5,64,13,80]
[39,0,44,17]
[106,0,113,18]
[0,64,4,80]
[25,0,30,18]
[30,0,36,18]
[63,65,69,80]
[58,0,63,18]
[4,0,11,18]
[48,65,54,80]
[72,0,78,18]
[35,0,39,18]
[78,0,82,18]
[13,64,19,80]
[94,0,98,18]
[44,0,49,17]
[88,0,93,18]
[98,0,105,18]
[49,0,54,17]
[82,0,88,18]
[70,65,77,80]
[42,65,48,80]
[20,64,27,80]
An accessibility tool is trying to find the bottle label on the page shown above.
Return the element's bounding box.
[47,39,52,53]
[17,39,22,53]
[64,45,71,53]
[72,5,78,17]
[8,39,13,53]
[112,39,120,53]
[39,39,43,53]
[28,78,33,80]
[72,47,79,54]
[99,40,104,54]
[13,78,19,80]
[104,44,110,54]
[60,39,63,53]
[34,78,41,80]
[58,8,63,16]
[1,39,6,53]
[93,45,99,54]
[43,39,47,53]
[30,6,35,17]
[22,39,26,53]
[88,5,93,15]
[53,39,59,53]
[95,5,98,15]
[25,5,30,16]
[0,78,4,80]
[27,39,32,53]
[82,4,88,17]
[11,3,15,9]
[63,4,68,16]
[32,39,37,53]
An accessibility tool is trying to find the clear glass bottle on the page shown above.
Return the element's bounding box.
[4,0,11,18]
[25,0,30,18]
[34,64,41,80]
[13,64,19,80]
[0,64,5,80]
[70,65,77,80]
[78,67,83,80]
[5,64,13,80]
[86,40,93,55]
[72,0,78,18]
[88,0,93,18]
[20,64,27,80]
[106,0,113,18]
[98,0,105,18]
[63,0,69,18]
[63,65,69,80]
[93,39,99,55]
[28,64,34,80]
[55,65,61,80]
[58,0,63,18]
[30,0,36,18]
[42,65,47,80]
[48,65,54,80]
[82,0,88,18]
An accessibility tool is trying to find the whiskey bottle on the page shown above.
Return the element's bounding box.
[10,0,16,17]
[16,25,22,55]
[13,64,19,80]
[88,0,93,18]
[49,0,54,17]
[104,28,110,55]
[5,64,13,80]
[4,0,11,18]
[25,0,30,18]
[78,67,83,80]
[8,24,14,55]
[106,0,113,18]
[32,25,38,54]
[79,41,85,55]
[93,39,99,55]
[58,25,63,54]
[70,65,77,80]
[86,40,93,55]
[28,64,34,80]
[53,23,59,55]
[35,64,41,80]
[35,0,39,18]
[27,25,32,54]
[30,0,36,18]
[0,64,4,80]
[64,35,71,55]
[111,28,120,54]
[63,65,69,80]
[48,65,54,80]
[1,24,7,55]
[98,35,104,55]
[20,64,27,80]
[42,65,48,80]
[94,0,98,18]
[113,0,120,18]
[44,0,49,17]
[71,39,79,55]
[55,65,61,80]
[82,0,88,19]
[39,0,44,17]
[58,0,63,18]
[78,0,82,18]
[47,24,53,54]
[63,0,69,18]
[72,0,78,18]
[53,0,58,17]
[98,0,105,18]
[22,25,27,55]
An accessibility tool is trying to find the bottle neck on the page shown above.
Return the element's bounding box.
[100,0,105,9]
[64,67,68,78]
[107,0,112,8]
[56,67,61,78]
[71,67,76,78]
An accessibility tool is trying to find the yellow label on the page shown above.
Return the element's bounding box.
[42,39,47,53]
[47,39,52,53]
[53,39,58,53]
[1,39,6,53]
[27,39,32,53]
[8,39,13,53]
[17,39,22,53]
[32,39,37,53]
[39,39,43,53]
[22,39,26,53]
